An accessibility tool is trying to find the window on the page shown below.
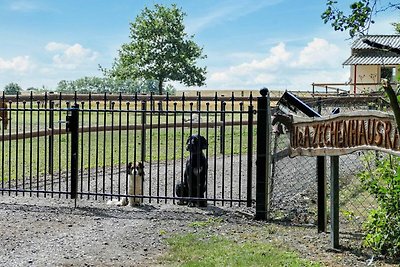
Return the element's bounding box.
[380,66,396,82]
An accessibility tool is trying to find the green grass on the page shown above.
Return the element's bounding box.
[1,102,256,181]
[5,104,251,134]
[162,233,321,267]
[338,175,377,226]
[0,123,256,181]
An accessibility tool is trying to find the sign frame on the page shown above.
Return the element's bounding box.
[288,110,400,157]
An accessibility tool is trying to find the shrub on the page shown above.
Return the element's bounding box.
[359,153,400,257]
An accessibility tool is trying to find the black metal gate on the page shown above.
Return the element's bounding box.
[0,92,257,208]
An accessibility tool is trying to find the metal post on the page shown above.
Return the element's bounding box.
[48,101,54,175]
[69,104,79,200]
[220,98,225,153]
[316,98,326,233]
[330,107,340,249]
[141,101,147,163]
[247,105,254,207]
[330,155,340,249]
[255,88,271,220]
[317,156,326,232]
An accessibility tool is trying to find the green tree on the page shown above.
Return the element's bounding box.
[322,0,400,37]
[322,0,400,134]
[55,76,173,95]
[4,82,22,95]
[106,4,206,94]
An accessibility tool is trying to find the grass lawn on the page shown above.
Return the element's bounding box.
[1,123,256,181]
[162,233,321,267]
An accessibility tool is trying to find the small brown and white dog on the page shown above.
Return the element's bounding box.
[0,102,8,130]
[107,162,144,206]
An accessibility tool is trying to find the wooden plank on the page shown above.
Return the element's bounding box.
[289,110,400,157]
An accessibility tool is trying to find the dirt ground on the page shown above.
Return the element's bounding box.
[0,195,398,267]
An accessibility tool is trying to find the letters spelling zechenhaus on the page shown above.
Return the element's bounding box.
[291,118,398,151]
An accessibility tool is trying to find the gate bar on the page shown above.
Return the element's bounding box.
[69,104,79,200]
[247,105,254,207]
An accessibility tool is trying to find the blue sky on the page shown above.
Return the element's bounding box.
[0,0,398,91]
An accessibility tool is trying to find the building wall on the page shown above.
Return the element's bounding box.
[350,65,399,94]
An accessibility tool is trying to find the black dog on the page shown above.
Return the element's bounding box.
[176,134,208,207]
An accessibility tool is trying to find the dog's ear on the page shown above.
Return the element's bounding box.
[200,136,208,150]
[138,161,144,169]
[186,135,194,151]
[186,135,193,145]
[127,162,133,174]
[137,162,145,176]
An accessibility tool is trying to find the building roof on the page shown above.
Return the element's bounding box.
[343,55,400,65]
[343,35,400,65]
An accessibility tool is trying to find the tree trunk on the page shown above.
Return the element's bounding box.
[158,79,163,95]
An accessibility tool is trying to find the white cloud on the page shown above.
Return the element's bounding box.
[291,38,341,68]
[46,42,99,69]
[209,42,291,86]
[45,42,70,52]
[206,38,349,91]
[0,56,33,72]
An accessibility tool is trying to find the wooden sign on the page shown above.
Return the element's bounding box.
[289,110,400,157]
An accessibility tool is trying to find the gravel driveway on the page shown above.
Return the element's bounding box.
[0,195,256,266]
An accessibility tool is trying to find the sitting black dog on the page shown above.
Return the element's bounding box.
[176,134,208,207]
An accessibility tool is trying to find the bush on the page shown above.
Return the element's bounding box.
[359,153,400,257]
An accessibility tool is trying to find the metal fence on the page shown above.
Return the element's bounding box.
[0,92,256,207]
[0,90,388,231]
[270,95,388,232]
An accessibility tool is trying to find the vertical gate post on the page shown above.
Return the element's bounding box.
[255,88,271,220]
[141,101,147,163]
[316,98,327,233]
[69,104,79,200]
[330,155,340,249]
[220,98,226,153]
[317,156,327,232]
[247,105,254,207]
[330,107,340,249]
[48,101,54,175]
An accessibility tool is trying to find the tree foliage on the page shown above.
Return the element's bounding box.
[4,82,22,95]
[322,0,400,134]
[359,154,400,257]
[55,76,176,95]
[322,0,400,37]
[106,4,206,94]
